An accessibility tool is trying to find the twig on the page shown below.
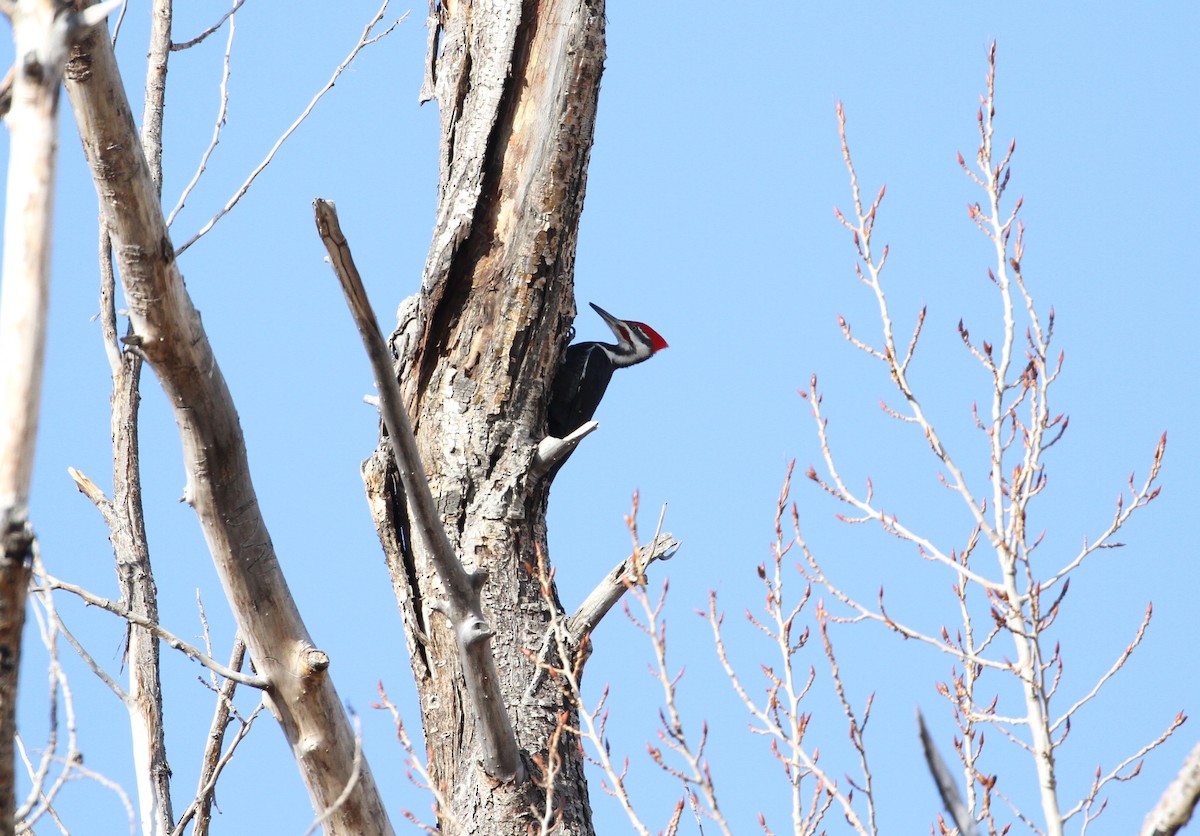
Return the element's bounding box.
[817,605,876,831]
[63,758,136,836]
[522,546,655,836]
[707,467,866,834]
[170,0,244,50]
[35,569,266,689]
[15,582,80,830]
[175,3,405,255]
[1050,603,1153,733]
[171,690,264,836]
[1070,712,1187,828]
[172,634,248,836]
[165,0,236,227]
[373,684,453,834]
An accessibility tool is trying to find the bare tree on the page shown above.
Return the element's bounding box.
[540,43,1186,836]
[756,45,1176,835]
[0,3,1191,835]
[6,0,671,832]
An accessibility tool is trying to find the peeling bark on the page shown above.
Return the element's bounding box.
[318,198,524,782]
[365,0,609,832]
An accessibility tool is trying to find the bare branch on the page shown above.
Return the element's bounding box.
[65,20,392,828]
[165,0,235,227]
[140,0,171,192]
[0,1,115,820]
[171,635,250,836]
[314,198,523,783]
[567,532,679,644]
[917,708,980,836]
[805,44,1174,836]
[1069,712,1188,828]
[530,420,600,479]
[172,700,263,836]
[1051,603,1153,733]
[170,0,244,50]
[1141,740,1200,836]
[175,4,405,255]
[16,581,82,830]
[35,569,266,689]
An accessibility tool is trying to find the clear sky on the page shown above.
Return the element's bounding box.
[2,1,1197,833]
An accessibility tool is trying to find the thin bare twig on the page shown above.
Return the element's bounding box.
[708,467,867,835]
[175,4,405,255]
[373,684,452,835]
[165,0,236,227]
[35,569,266,689]
[171,697,264,836]
[15,582,80,831]
[170,0,244,50]
[523,543,654,836]
[170,634,250,836]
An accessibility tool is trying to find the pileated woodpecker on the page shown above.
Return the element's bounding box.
[547,302,668,438]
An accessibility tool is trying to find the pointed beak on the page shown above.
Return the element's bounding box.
[588,302,624,337]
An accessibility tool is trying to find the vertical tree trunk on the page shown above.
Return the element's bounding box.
[110,348,174,836]
[363,0,607,831]
[0,1,77,827]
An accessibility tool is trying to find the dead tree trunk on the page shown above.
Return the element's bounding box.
[362,0,608,831]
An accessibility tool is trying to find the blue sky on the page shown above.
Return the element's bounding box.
[3,1,1198,833]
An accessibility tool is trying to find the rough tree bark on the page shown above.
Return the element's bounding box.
[114,2,173,828]
[362,0,609,832]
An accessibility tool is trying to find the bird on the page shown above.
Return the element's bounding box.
[547,302,668,438]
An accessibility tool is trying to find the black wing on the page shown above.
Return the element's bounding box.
[547,342,615,437]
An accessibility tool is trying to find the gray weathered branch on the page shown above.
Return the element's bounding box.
[917,707,980,836]
[529,421,599,480]
[62,17,392,833]
[110,3,174,824]
[1141,740,1200,836]
[567,533,679,647]
[314,198,523,783]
